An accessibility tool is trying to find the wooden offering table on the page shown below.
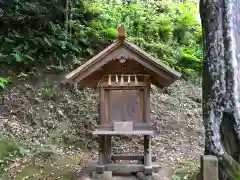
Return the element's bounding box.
[65,27,181,179]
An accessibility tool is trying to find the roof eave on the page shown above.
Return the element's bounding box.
[123,40,182,80]
[65,40,122,82]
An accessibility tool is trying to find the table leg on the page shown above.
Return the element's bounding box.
[144,135,152,175]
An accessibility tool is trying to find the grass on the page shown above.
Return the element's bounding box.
[12,154,84,180]
[172,160,200,180]
[0,135,86,180]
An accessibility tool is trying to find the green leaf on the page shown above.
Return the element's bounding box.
[86,48,94,55]
[0,78,9,89]
[12,53,24,62]
[24,54,34,61]
[172,175,181,180]
[18,147,26,156]
[0,83,5,89]
[44,37,52,47]
[4,38,14,43]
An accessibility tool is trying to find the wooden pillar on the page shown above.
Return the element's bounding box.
[99,88,105,125]
[105,135,112,163]
[144,135,152,175]
[97,135,105,173]
[144,87,150,123]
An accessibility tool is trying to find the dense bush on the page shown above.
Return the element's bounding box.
[0,0,202,79]
[83,0,202,77]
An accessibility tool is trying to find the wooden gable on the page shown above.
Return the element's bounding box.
[65,27,181,88]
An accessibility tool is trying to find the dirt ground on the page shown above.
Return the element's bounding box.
[1,77,204,180]
[75,80,204,179]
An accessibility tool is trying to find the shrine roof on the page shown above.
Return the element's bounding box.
[65,27,181,88]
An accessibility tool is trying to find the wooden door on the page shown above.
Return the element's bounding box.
[108,89,143,122]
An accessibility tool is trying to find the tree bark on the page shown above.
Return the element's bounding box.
[200,0,240,179]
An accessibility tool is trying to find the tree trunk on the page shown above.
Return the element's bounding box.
[200,0,240,179]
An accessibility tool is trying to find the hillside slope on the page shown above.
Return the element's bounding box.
[0,74,204,179]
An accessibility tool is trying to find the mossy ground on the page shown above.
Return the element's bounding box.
[1,153,86,180]
[172,160,200,180]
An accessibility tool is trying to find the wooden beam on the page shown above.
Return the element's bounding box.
[105,135,112,163]
[144,135,152,166]
[104,163,160,173]
[99,87,105,124]
[92,130,153,135]
[99,135,105,165]
[111,154,156,162]
[144,87,150,123]
[98,82,149,87]
[97,135,106,173]
[65,40,121,81]
[97,123,152,131]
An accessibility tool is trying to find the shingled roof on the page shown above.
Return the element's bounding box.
[65,27,181,88]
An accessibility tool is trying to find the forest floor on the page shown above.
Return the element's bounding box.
[0,74,204,180]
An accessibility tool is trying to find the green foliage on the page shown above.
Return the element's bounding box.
[221,153,240,180]
[39,86,58,101]
[13,155,84,180]
[83,0,202,77]
[0,0,202,77]
[0,78,9,89]
[172,160,200,180]
[0,0,96,73]
[0,136,26,173]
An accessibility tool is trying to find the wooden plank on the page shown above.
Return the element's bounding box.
[74,46,180,88]
[101,86,146,90]
[134,123,152,130]
[74,48,125,83]
[100,87,105,124]
[111,154,156,162]
[99,61,149,79]
[65,40,121,81]
[97,123,152,131]
[97,124,113,131]
[107,89,144,124]
[105,163,160,173]
[140,90,144,122]
[113,122,133,132]
[108,90,123,122]
[144,87,150,123]
[93,130,154,135]
[124,41,182,79]
[122,90,141,122]
[105,90,109,123]
[105,135,112,163]
[144,135,152,167]
[99,135,105,165]
[99,81,149,87]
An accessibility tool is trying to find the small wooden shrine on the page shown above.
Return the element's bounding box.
[65,27,181,178]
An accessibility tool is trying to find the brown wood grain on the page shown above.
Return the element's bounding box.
[109,90,123,122]
[122,90,140,122]
[66,42,181,88]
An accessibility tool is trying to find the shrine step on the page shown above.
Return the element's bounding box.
[111,154,157,162]
[96,163,160,174]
